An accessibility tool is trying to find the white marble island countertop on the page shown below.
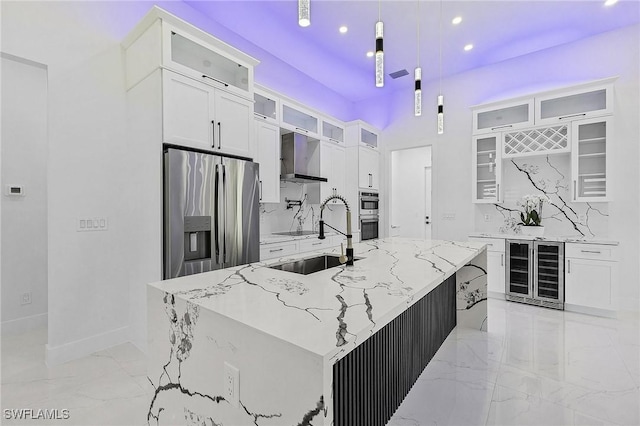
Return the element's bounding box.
[148,237,486,360]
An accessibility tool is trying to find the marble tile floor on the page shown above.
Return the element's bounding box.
[1,299,638,425]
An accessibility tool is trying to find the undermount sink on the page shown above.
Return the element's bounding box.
[269,254,360,275]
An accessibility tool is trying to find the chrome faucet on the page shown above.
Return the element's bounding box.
[318,194,353,265]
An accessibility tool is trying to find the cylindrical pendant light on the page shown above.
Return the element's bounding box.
[415,68,422,116]
[414,0,422,116]
[375,21,384,87]
[437,95,444,134]
[437,0,445,134]
[299,0,310,27]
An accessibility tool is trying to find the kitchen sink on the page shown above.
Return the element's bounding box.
[269,254,360,275]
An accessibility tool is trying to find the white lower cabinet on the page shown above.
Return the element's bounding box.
[565,243,617,313]
[255,119,280,203]
[260,241,299,261]
[469,237,505,296]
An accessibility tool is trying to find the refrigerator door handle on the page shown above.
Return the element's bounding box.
[214,164,221,264]
[222,163,228,263]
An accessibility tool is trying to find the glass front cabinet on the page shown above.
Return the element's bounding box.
[472,133,502,203]
[571,117,611,202]
[472,99,534,135]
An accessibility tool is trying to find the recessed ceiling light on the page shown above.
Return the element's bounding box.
[464,44,474,51]
[452,16,462,25]
[604,0,618,5]
[366,51,374,58]
[339,26,348,34]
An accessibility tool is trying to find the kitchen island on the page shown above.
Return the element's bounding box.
[146,237,487,426]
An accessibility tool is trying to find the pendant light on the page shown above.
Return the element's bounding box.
[414,0,422,116]
[299,0,310,27]
[375,0,384,87]
[437,0,444,134]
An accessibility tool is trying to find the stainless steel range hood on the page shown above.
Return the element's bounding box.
[280,132,327,183]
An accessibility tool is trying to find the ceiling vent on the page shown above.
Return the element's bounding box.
[389,69,409,79]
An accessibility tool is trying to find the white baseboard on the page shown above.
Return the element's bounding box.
[488,291,505,300]
[565,303,617,319]
[45,326,129,366]
[1,312,48,334]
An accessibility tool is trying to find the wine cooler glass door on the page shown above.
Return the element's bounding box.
[507,241,532,297]
[534,242,564,302]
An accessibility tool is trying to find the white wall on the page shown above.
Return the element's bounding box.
[1,54,48,332]
[382,25,640,312]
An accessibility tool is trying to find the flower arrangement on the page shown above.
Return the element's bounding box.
[518,194,550,226]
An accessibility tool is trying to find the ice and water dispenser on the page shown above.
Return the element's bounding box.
[183,216,211,262]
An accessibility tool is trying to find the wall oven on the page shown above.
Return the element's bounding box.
[359,191,379,241]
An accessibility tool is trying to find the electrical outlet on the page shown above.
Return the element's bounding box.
[21,292,32,305]
[484,214,491,222]
[224,362,239,407]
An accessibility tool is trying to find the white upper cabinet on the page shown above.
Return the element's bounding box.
[358,146,380,190]
[571,117,611,202]
[255,120,280,203]
[163,70,253,158]
[253,88,279,125]
[472,133,502,203]
[472,99,535,135]
[123,7,258,99]
[360,127,378,148]
[320,142,347,203]
[281,102,320,138]
[321,118,345,145]
[535,81,614,126]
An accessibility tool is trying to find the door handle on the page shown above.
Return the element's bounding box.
[567,259,571,274]
[217,122,222,149]
[559,113,586,120]
[501,253,504,266]
[211,120,216,149]
[259,180,263,201]
[368,173,372,188]
[222,164,227,263]
[202,74,229,87]
[573,180,577,201]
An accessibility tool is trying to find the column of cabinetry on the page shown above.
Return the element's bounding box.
[123,8,258,159]
[253,88,281,203]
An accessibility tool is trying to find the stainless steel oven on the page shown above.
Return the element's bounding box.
[359,191,379,241]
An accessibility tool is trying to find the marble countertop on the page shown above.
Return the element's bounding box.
[148,237,485,360]
[469,232,619,246]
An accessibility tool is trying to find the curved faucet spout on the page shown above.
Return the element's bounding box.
[318,194,354,265]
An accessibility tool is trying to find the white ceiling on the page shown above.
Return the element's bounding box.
[185,0,640,102]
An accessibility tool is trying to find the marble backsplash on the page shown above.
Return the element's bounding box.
[475,154,609,238]
[260,181,347,237]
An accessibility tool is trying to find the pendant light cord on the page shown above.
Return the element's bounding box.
[439,0,443,94]
[417,0,421,67]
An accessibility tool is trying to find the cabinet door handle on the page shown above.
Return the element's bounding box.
[559,113,586,120]
[567,259,571,274]
[491,124,513,130]
[211,120,216,148]
[269,248,284,253]
[581,249,601,254]
[254,113,267,120]
[501,253,504,266]
[259,180,263,201]
[202,74,229,87]
[497,183,500,202]
[312,242,322,246]
[369,173,372,188]
[294,127,309,134]
[218,122,222,149]
[573,180,577,201]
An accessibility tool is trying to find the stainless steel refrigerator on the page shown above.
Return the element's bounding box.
[164,146,260,279]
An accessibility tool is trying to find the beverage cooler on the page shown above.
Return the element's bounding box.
[506,240,564,310]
